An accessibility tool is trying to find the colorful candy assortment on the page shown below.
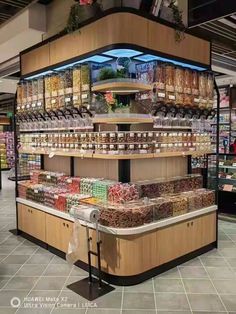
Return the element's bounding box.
[108,183,140,204]
[18,170,215,226]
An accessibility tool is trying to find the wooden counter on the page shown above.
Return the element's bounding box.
[16,198,217,284]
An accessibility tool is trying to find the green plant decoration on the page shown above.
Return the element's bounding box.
[66,0,101,34]
[169,0,185,42]
[98,68,117,81]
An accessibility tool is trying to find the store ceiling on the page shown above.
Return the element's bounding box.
[0,0,51,25]
[190,13,236,74]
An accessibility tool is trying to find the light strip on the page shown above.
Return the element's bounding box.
[134,54,207,71]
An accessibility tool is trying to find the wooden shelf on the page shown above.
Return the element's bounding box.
[19,149,213,159]
[93,115,153,124]
[93,153,154,160]
[19,149,93,158]
[92,79,152,95]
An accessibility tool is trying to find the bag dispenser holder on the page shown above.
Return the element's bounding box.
[67,218,115,301]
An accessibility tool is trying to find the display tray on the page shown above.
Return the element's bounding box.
[91,79,152,94]
[16,197,217,236]
[19,149,213,159]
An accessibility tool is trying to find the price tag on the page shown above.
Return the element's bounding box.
[82,94,88,99]
[194,98,200,103]
[73,95,79,101]
[158,92,165,98]
[37,102,42,107]
[226,175,232,179]
[67,179,72,183]
[65,97,71,103]
[223,184,233,192]
[168,95,176,100]
[233,163,236,167]
[34,189,38,194]
[54,195,59,200]
[219,162,224,166]
[47,175,51,180]
[51,99,56,104]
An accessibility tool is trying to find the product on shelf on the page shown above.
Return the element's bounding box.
[195,189,215,207]
[99,200,154,228]
[151,197,173,220]
[108,183,139,203]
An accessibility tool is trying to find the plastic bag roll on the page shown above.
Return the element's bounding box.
[70,207,99,223]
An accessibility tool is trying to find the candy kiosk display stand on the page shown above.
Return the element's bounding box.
[15,9,217,286]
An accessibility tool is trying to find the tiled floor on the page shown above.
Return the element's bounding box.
[0,173,236,313]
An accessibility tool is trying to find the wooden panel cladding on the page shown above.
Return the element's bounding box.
[45,214,73,253]
[21,44,50,76]
[74,158,119,180]
[77,211,216,276]
[148,19,210,65]
[131,157,187,181]
[21,12,210,75]
[17,203,46,242]
[44,155,71,175]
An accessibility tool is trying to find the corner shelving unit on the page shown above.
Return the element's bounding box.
[15,9,217,285]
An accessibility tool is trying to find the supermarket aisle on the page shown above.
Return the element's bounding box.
[1,174,236,313]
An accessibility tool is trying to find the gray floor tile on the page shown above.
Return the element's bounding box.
[228,234,236,241]
[53,310,86,314]
[157,312,191,314]
[3,276,38,290]
[200,256,226,267]
[12,246,38,255]
[122,311,156,314]
[49,256,67,264]
[26,254,53,265]
[225,257,236,267]
[16,264,46,276]
[57,290,96,309]
[0,309,17,314]
[183,279,216,293]
[154,278,184,293]
[219,248,236,258]
[188,294,225,312]
[1,255,31,265]
[213,279,236,294]
[0,289,29,307]
[34,248,53,255]
[180,258,202,267]
[70,266,88,276]
[0,246,17,255]
[86,310,120,314]
[156,267,180,279]
[193,312,227,314]
[218,233,230,240]
[124,280,153,293]
[0,264,22,276]
[218,241,236,248]
[178,266,208,278]
[33,277,67,291]
[21,239,38,247]
[16,309,52,314]
[155,293,190,311]
[206,266,236,279]
[201,249,222,258]
[43,264,72,277]
[0,255,7,262]
[0,276,11,288]
[123,292,155,310]
[21,290,61,311]
[221,294,236,311]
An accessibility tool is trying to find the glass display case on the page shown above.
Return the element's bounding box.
[208,153,236,214]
